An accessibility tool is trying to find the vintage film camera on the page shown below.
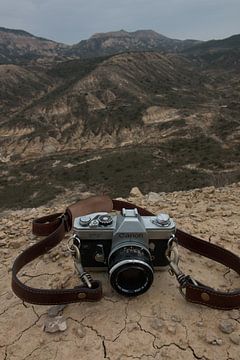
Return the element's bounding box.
[73,208,176,296]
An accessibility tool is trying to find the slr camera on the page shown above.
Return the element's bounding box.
[73,208,176,296]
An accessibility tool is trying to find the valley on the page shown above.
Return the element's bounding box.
[0,28,239,210]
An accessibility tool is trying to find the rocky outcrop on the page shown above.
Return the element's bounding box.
[0,27,69,64]
[70,29,200,58]
[1,183,240,359]
[0,27,200,64]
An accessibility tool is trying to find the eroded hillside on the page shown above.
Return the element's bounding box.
[0,35,240,210]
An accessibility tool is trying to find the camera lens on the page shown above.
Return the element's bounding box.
[108,246,153,296]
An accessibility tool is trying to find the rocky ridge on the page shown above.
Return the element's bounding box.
[0,27,69,64]
[69,29,200,58]
[0,183,240,359]
[0,27,199,64]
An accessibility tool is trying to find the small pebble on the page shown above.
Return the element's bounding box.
[219,319,236,334]
[167,325,176,334]
[151,319,164,331]
[74,325,86,338]
[205,331,223,345]
[43,316,67,333]
[0,240,7,247]
[171,315,181,323]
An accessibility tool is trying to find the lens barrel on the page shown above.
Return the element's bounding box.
[108,246,154,296]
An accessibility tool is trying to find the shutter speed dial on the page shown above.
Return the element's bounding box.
[98,214,113,226]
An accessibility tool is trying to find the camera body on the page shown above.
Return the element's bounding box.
[73,208,176,296]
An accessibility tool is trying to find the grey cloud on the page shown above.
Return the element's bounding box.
[0,0,239,43]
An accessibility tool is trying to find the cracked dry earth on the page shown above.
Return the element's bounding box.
[1,183,240,360]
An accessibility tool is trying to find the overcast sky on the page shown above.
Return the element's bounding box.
[1,0,240,44]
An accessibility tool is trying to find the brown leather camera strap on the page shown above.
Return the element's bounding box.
[11,196,240,309]
[11,196,113,305]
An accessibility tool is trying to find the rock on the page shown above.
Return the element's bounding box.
[74,325,86,338]
[205,330,223,345]
[167,325,176,334]
[47,304,66,318]
[215,339,223,345]
[171,315,181,323]
[0,240,7,247]
[206,206,215,212]
[222,210,233,217]
[219,319,236,334]
[146,192,162,204]
[0,231,6,239]
[229,332,240,345]
[130,187,143,197]
[151,319,164,331]
[43,316,67,333]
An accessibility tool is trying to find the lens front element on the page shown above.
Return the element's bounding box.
[108,246,154,296]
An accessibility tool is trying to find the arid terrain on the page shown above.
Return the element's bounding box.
[0,29,240,211]
[0,25,240,360]
[0,184,240,359]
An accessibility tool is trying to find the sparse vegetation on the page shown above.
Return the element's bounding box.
[1,32,240,210]
[1,140,239,210]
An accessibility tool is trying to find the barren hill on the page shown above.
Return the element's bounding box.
[0,27,69,64]
[0,30,240,210]
[0,64,53,116]
[69,29,200,58]
[0,27,199,64]
[0,52,205,158]
[183,34,240,69]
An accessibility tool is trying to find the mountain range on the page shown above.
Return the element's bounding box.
[0,27,239,210]
[0,27,201,64]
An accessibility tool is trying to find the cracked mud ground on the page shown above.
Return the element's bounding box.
[0,183,240,360]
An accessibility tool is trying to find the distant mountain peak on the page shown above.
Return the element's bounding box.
[90,29,166,40]
[0,26,69,64]
[0,26,35,38]
[91,30,130,39]
[0,26,201,63]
